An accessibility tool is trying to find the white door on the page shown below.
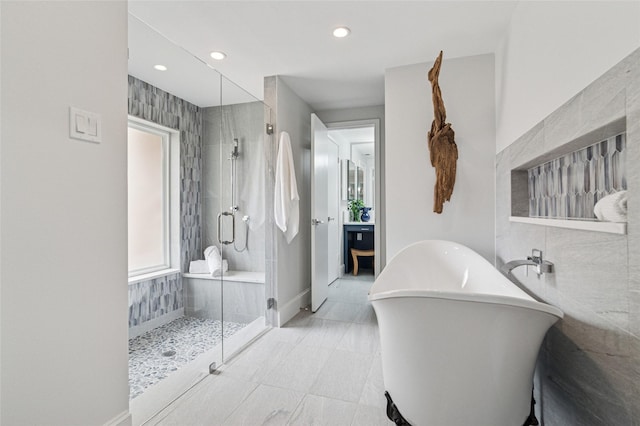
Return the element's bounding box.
[327,141,340,283]
[311,113,329,312]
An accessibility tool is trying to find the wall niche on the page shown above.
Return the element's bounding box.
[510,117,627,234]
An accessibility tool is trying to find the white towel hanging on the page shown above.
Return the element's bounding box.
[274,131,300,243]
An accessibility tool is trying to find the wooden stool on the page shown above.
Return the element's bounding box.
[351,248,374,276]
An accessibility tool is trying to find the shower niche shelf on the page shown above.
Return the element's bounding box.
[509,216,626,234]
[510,118,627,235]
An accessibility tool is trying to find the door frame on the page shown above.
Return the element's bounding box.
[324,118,383,276]
[327,139,340,283]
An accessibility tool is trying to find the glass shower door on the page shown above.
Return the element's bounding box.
[128,12,274,426]
[216,76,272,361]
[127,13,224,423]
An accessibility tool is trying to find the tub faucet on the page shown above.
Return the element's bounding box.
[501,249,554,277]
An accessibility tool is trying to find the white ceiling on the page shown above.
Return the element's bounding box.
[328,126,374,145]
[128,1,517,110]
[328,125,375,157]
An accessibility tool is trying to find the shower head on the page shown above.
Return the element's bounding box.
[232,138,239,159]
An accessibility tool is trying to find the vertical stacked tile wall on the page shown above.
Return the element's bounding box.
[528,133,627,219]
[127,75,203,328]
[128,275,182,328]
[496,48,640,424]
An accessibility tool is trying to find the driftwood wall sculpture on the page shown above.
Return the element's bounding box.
[427,51,458,214]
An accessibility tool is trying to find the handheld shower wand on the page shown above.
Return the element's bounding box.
[234,215,250,252]
[227,137,250,252]
[230,138,239,212]
[232,138,239,159]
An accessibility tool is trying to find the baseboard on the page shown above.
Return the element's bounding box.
[128,308,184,339]
[104,410,132,426]
[277,288,310,327]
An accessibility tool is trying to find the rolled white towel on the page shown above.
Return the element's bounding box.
[594,190,628,222]
[204,245,219,259]
[205,245,223,277]
[188,260,210,274]
[212,259,229,277]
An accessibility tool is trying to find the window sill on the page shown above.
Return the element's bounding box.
[128,268,181,285]
[509,216,626,235]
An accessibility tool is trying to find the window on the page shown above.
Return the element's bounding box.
[127,118,178,277]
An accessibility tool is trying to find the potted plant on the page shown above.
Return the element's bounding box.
[348,199,365,222]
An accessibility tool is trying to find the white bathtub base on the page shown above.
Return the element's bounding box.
[369,240,562,426]
[374,297,556,425]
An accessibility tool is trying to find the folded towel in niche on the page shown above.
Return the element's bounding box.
[594,190,628,222]
[188,260,209,274]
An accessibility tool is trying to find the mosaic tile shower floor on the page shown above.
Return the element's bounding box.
[129,316,245,400]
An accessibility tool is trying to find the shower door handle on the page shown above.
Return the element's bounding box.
[217,211,235,245]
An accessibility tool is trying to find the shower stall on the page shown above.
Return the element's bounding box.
[127,14,274,420]
[182,77,272,357]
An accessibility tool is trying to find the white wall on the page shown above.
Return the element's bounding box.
[385,54,496,262]
[265,76,313,325]
[495,48,640,425]
[316,106,384,132]
[496,1,640,153]
[1,2,130,425]
[0,3,3,420]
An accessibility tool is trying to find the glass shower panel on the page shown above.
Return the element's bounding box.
[217,75,271,361]
[127,13,223,420]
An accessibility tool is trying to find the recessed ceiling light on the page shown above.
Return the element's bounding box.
[210,51,227,60]
[333,27,351,38]
[154,64,167,71]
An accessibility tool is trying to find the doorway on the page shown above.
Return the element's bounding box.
[327,120,380,277]
[310,116,381,312]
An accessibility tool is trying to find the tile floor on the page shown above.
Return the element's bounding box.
[145,271,391,425]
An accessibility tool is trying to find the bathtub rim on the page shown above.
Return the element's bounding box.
[369,289,564,319]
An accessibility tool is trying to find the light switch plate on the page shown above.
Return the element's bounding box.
[69,107,102,143]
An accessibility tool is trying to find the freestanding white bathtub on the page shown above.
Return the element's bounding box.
[369,240,563,426]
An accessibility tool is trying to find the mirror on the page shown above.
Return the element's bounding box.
[350,142,374,207]
[356,166,364,200]
[342,159,354,200]
[345,160,356,200]
[342,160,368,204]
[330,126,375,208]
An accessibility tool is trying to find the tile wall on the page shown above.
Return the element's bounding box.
[128,274,182,327]
[496,48,640,425]
[183,276,265,324]
[528,133,627,219]
[201,102,266,272]
[127,76,203,328]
